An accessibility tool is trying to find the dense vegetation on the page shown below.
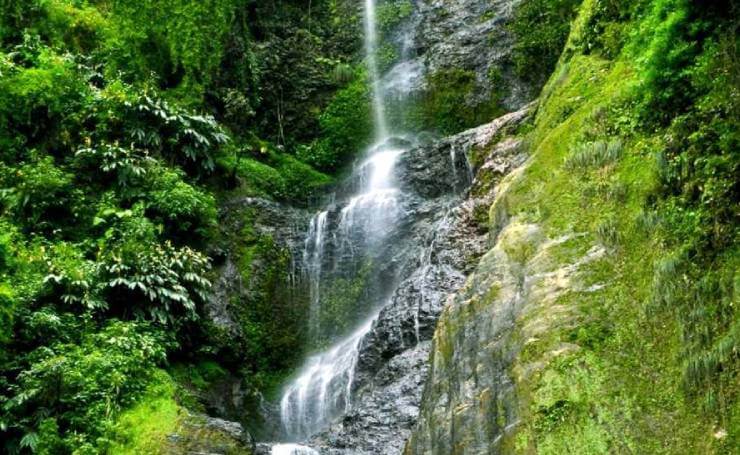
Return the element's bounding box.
[496,0,739,451]
[0,0,368,452]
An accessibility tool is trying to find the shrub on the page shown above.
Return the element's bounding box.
[8,156,75,229]
[102,240,211,327]
[376,0,413,34]
[75,142,155,188]
[122,95,230,175]
[42,241,105,312]
[0,49,85,155]
[4,321,170,453]
[510,0,581,88]
[302,72,372,171]
[0,283,14,344]
[145,167,217,241]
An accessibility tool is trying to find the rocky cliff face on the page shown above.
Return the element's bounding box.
[415,0,529,109]
[382,0,531,115]
[210,0,539,449]
[207,197,312,436]
[404,212,607,453]
[306,106,532,453]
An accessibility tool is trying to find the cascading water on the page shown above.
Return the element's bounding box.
[275,0,409,447]
[279,144,406,441]
[303,210,328,341]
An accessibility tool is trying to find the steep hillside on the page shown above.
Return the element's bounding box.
[407,0,738,453]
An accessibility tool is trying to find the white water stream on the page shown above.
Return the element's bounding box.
[274,0,419,448]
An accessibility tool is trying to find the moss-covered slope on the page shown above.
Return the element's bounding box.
[407,0,738,453]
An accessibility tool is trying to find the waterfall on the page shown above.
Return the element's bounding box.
[303,210,328,342]
[279,139,405,440]
[276,0,412,445]
[364,0,388,141]
[279,317,374,439]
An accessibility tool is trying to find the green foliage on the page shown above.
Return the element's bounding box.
[3,321,170,453]
[102,241,211,327]
[120,94,231,175]
[0,0,360,451]
[42,241,104,311]
[0,50,85,157]
[75,142,155,188]
[0,283,14,343]
[627,1,739,421]
[221,148,333,204]
[145,167,217,241]
[510,0,581,88]
[564,139,623,171]
[103,0,251,102]
[376,0,413,34]
[299,72,373,171]
[5,156,76,232]
[503,0,739,450]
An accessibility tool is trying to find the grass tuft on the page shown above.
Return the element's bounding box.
[564,139,623,171]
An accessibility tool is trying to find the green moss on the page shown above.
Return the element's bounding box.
[108,370,250,455]
[416,68,505,135]
[481,2,740,451]
[219,149,333,204]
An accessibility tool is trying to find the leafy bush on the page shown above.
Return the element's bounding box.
[300,73,372,171]
[121,95,230,175]
[0,283,14,344]
[3,321,170,453]
[0,51,85,157]
[75,142,155,188]
[6,156,75,230]
[102,240,211,327]
[377,0,413,34]
[42,241,104,312]
[145,167,217,241]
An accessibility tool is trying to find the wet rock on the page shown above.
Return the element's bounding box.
[383,0,533,111]
[294,106,533,454]
[208,197,310,338]
[405,214,608,454]
[167,414,254,454]
[204,197,311,437]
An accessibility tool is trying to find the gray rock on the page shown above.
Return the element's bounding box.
[290,105,533,454]
[382,0,534,112]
